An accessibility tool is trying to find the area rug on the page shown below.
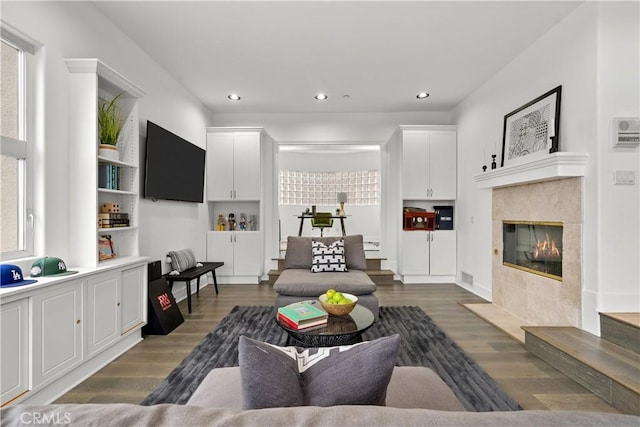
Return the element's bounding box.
[141,305,521,411]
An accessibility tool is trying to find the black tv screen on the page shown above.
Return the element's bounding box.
[144,121,206,203]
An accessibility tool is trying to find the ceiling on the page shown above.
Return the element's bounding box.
[92,1,582,115]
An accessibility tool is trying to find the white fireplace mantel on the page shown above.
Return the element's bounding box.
[473,152,589,189]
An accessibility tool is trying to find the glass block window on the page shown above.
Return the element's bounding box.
[279,170,379,206]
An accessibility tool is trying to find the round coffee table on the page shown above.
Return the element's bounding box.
[276,302,375,347]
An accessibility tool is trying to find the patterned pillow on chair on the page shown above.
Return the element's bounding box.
[311,239,347,273]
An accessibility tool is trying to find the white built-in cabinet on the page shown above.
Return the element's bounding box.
[0,261,147,407]
[402,129,457,200]
[65,58,145,267]
[206,232,262,277]
[395,126,457,283]
[206,127,271,284]
[1,299,29,405]
[206,131,261,201]
[400,230,457,282]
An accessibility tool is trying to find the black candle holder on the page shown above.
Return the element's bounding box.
[491,154,497,170]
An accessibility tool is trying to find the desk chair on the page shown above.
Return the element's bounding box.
[311,212,333,237]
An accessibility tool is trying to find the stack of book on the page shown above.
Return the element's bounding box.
[98,212,130,228]
[98,164,122,190]
[277,301,328,330]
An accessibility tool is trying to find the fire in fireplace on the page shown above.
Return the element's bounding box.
[503,221,563,280]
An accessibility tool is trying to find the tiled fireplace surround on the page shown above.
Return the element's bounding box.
[492,177,583,327]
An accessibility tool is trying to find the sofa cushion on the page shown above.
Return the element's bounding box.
[273,269,376,297]
[284,235,367,271]
[311,239,347,272]
[238,335,401,409]
[186,366,465,411]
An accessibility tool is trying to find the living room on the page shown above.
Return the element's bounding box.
[1,0,638,421]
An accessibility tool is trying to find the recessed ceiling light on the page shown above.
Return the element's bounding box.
[416,92,430,99]
[315,93,328,100]
[227,94,241,101]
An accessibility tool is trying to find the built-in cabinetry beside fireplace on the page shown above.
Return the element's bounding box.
[387,126,458,283]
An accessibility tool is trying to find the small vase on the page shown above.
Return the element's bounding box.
[98,144,119,160]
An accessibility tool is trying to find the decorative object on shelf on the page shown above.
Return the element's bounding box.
[239,213,247,231]
[482,165,487,172]
[502,85,561,167]
[98,235,116,260]
[98,92,125,160]
[30,257,78,277]
[491,154,497,170]
[304,207,311,215]
[228,213,236,231]
[216,214,226,231]
[248,215,257,231]
[337,192,348,216]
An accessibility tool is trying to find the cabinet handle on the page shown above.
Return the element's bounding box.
[230,190,233,199]
[230,235,233,243]
[233,190,237,199]
[117,302,121,307]
[234,234,237,243]
[76,319,81,324]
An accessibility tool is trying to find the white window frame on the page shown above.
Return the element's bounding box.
[1,23,36,260]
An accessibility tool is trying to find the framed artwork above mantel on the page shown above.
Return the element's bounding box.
[501,85,562,167]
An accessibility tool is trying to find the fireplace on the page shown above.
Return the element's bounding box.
[503,221,563,280]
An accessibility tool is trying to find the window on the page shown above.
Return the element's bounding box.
[279,170,380,206]
[1,26,35,260]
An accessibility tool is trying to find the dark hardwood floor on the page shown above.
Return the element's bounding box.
[55,282,620,413]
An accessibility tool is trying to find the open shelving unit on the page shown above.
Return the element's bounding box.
[66,58,145,267]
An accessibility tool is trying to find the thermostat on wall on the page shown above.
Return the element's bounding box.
[613,117,640,147]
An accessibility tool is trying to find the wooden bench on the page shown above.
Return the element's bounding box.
[163,262,223,314]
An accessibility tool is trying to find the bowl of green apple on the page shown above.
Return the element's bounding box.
[319,289,358,316]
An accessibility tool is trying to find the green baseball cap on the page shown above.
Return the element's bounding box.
[30,257,78,277]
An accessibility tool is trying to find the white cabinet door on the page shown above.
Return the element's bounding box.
[121,265,146,335]
[400,231,430,275]
[233,132,261,200]
[32,281,83,388]
[207,231,234,275]
[206,132,235,200]
[429,131,457,200]
[233,232,262,276]
[429,230,457,276]
[1,299,29,405]
[86,273,120,358]
[402,131,429,199]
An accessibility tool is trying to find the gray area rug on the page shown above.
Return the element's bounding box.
[141,305,521,411]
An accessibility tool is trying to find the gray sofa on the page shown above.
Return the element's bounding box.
[273,234,379,318]
[4,366,638,426]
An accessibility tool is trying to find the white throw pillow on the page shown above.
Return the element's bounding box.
[311,239,347,273]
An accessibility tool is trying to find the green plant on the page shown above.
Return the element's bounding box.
[98,92,125,146]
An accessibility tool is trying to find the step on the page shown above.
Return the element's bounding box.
[273,257,384,271]
[522,326,640,415]
[267,268,395,286]
[600,312,640,354]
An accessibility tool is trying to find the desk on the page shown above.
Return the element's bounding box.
[164,262,223,314]
[297,215,347,236]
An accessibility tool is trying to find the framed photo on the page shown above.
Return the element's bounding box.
[501,85,561,167]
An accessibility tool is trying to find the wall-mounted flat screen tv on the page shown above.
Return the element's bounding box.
[144,120,206,203]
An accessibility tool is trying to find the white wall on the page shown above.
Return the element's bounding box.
[3,2,213,276]
[452,2,639,333]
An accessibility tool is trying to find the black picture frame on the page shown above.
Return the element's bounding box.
[501,85,561,167]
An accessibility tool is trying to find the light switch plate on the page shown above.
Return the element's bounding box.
[614,170,636,185]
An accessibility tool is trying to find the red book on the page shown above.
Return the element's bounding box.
[277,313,327,330]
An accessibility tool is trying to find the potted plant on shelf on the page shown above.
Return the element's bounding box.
[98,92,125,160]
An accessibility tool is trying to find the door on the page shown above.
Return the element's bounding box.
[400,231,430,276]
[233,232,262,276]
[86,272,120,358]
[402,131,429,199]
[207,231,234,275]
[121,265,146,335]
[233,132,261,200]
[206,132,234,200]
[428,131,457,200]
[32,281,83,388]
[1,299,29,405]
[429,230,457,275]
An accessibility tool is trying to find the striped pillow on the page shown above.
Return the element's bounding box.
[167,248,197,273]
[311,239,347,273]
